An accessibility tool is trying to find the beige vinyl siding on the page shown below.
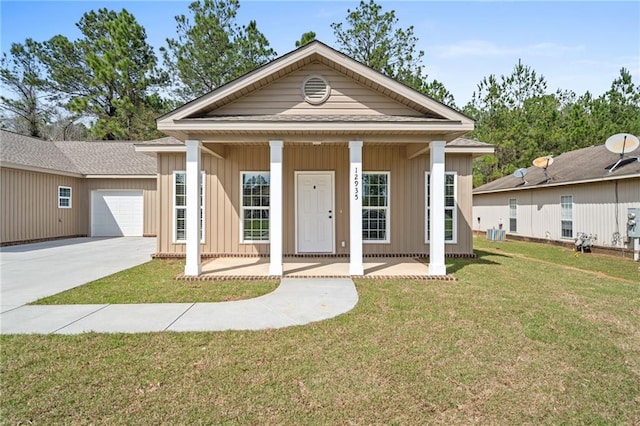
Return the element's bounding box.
[213,63,423,117]
[1,168,83,244]
[472,178,640,248]
[157,145,475,256]
[82,178,157,237]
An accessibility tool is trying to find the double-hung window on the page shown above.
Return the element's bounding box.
[58,186,72,208]
[509,198,517,233]
[241,172,270,243]
[362,172,390,243]
[174,171,204,243]
[425,172,457,243]
[560,195,573,238]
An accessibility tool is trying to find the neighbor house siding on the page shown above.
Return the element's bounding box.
[213,63,423,117]
[473,178,640,248]
[156,145,474,256]
[82,178,157,237]
[1,167,84,244]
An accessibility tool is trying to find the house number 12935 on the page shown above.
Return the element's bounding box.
[354,167,359,201]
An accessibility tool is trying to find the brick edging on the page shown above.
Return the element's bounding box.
[174,274,458,281]
[154,252,477,260]
[0,234,87,247]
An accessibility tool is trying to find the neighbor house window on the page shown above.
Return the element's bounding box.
[362,172,390,243]
[241,172,270,242]
[561,195,573,238]
[174,171,204,243]
[426,172,457,243]
[58,186,72,208]
[509,198,517,233]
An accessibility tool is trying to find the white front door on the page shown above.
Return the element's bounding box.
[297,172,334,253]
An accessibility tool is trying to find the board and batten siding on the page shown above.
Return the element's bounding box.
[473,178,640,247]
[82,178,158,237]
[213,62,422,117]
[1,167,84,244]
[156,145,474,256]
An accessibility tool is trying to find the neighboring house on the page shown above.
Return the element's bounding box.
[0,130,158,245]
[141,41,493,277]
[473,144,640,250]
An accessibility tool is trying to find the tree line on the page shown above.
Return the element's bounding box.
[2,0,639,186]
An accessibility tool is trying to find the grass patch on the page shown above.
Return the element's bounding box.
[32,259,279,304]
[2,237,639,424]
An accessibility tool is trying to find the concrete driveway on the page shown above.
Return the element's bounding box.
[0,237,156,312]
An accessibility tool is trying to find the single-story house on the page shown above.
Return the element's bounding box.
[142,41,494,277]
[473,143,640,250]
[0,129,158,245]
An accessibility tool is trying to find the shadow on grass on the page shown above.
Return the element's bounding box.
[447,249,511,274]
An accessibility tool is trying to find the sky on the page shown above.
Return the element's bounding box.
[1,0,639,107]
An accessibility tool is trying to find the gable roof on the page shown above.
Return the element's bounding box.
[473,143,640,194]
[0,130,156,176]
[157,40,473,140]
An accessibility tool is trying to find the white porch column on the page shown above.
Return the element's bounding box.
[185,139,202,276]
[269,140,283,276]
[429,140,447,275]
[349,141,364,275]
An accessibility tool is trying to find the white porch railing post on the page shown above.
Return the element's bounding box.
[269,140,283,276]
[429,140,447,275]
[185,139,202,276]
[349,141,364,276]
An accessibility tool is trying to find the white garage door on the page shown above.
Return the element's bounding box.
[91,190,143,237]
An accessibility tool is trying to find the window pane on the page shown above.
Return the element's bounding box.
[445,209,454,240]
[59,198,70,207]
[243,208,269,240]
[363,208,387,241]
[561,220,572,238]
[59,187,71,197]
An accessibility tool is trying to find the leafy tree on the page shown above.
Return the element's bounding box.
[331,0,425,86]
[295,31,316,47]
[331,0,455,107]
[0,39,52,137]
[37,8,167,140]
[162,0,276,101]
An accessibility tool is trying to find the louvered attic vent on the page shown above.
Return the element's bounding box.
[302,75,331,105]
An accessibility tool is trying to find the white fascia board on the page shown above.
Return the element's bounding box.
[473,173,640,195]
[163,120,472,134]
[84,175,156,179]
[134,144,221,158]
[445,146,495,156]
[0,161,83,178]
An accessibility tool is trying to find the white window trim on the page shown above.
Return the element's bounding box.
[240,171,270,244]
[509,198,517,233]
[363,171,390,244]
[560,195,573,239]
[425,171,458,244]
[58,186,72,209]
[173,171,205,244]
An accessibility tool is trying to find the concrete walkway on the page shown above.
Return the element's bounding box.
[0,278,358,334]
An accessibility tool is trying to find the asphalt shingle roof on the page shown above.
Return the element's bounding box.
[0,130,156,176]
[474,143,640,193]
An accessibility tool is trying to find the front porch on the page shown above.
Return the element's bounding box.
[176,256,456,280]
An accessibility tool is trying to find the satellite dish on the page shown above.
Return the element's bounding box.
[605,133,640,155]
[532,156,554,169]
[532,156,553,182]
[513,167,528,186]
[605,133,640,173]
[513,168,528,178]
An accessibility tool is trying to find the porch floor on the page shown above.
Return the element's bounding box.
[195,256,455,280]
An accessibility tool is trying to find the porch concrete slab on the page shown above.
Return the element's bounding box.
[55,303,194,335]
[363,257,430,276]
[201,257,269,276]
[0,304,108,334]
[199,256,429,279]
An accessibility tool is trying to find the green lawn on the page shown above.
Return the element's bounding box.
[33,259,279,304]
[2,237,639,424]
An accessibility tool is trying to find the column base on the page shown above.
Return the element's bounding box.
[428,263,447,276]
